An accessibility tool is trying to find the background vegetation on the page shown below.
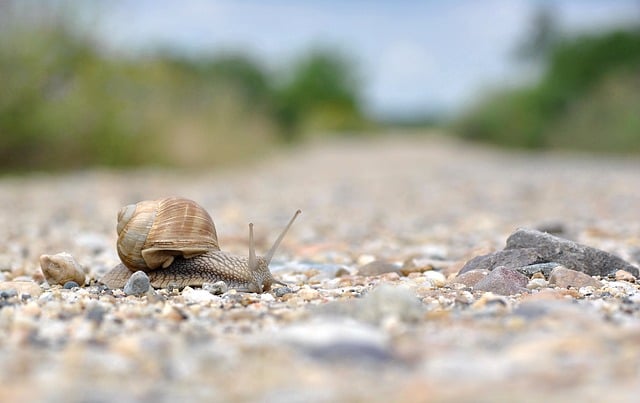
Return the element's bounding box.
[0,4,367,171]
[1,4,639,172]
[453,9,640,153]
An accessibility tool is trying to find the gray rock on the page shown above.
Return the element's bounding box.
[548,266,602,289]
[202,281,228,295]
[63,281,79,289]
[274,286,293,297]
[473,266,529,296]
[459,248,544,275]
[123,271,150,296]
[505,228,639,277]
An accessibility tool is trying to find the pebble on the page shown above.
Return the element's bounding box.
[274,286,293,297]
[297,286,320,301]
[39,252,86,286]
[182,287,223,304]
[423,270,447,287]
[548,266,602,289]
[615,270,636,282]
[63,281,79,289]
[473,266,529,296]
[452,269,488,287]
[202,281,228,295]
[526,278,548,290]
[123,271,150,296]
[400,256,434,275]
[516,262,562,279]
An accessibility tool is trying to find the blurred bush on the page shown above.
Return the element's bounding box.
[0,4,367,171]
[454,28,640,153]
[274,48,367,142]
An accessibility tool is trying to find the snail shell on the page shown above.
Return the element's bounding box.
[116,197,219,272]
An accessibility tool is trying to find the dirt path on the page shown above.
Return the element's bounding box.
[1,136,639,402]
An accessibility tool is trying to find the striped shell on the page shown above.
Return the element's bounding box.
[116,197,219,272]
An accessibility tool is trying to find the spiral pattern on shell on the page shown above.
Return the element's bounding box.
[116,197,220,272]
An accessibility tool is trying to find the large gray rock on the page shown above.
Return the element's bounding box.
[505,228,639,277]
[459,229,639,278]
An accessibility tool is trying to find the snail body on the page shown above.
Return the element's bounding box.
[100,197,300,293]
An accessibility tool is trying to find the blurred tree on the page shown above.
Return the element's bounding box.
[514,5,560,62]
[455,27,640,152]
[274,49,365,142]
[0,2,369,171]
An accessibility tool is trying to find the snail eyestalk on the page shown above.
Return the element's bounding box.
[248,223,257,272]
[264,209,302,265]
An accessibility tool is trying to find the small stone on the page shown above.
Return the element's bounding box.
[274,286,293,297]
[123,271,150,296]
[298,287,320,301]
[182,287,222,304]
[452,269,489,287]
[548,266,601,289]
[63,281,79,289]
[400,257,434,276]
[527,278,548,290]
[615,270,636,282]
[423,271,446,287]
[516,262,562,279]
[260,293,275,303]
[39,252,86,286]
[473,266,529,296]
[357,260,401,276]
[356,254,376,266]
[202,281,228,295]
[0,288,18,299]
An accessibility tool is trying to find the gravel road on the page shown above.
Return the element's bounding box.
[1,135,639,402]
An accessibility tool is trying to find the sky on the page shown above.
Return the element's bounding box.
[97,0,640,118]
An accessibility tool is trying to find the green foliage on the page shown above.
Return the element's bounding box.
[0,10,366,171]
[274,49,366,142]
[454,28,640,152]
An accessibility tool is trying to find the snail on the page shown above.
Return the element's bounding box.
[99,197,301,293]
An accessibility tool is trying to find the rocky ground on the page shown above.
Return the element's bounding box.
[1,135,639,402]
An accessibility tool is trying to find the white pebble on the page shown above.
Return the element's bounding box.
[182,287,222,304]
[423,271,446,288]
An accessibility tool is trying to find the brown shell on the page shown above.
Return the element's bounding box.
[116,197,219,272]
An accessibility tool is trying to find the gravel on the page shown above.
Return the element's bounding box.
[1,136,640,402]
